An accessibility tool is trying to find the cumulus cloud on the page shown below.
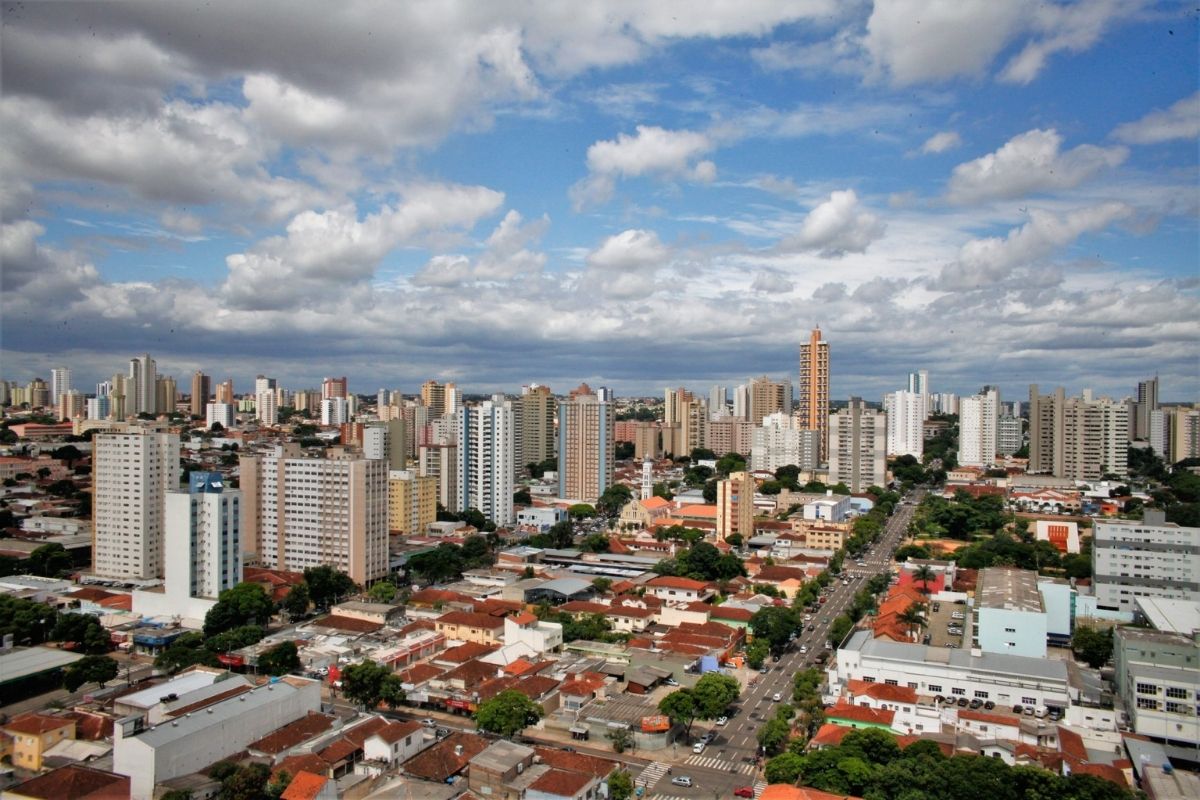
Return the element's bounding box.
[1112,91,1200,145]
[998,0,1136,85]
[582,228,672,298]
[919,131,962,155]
[946,129,1127,204]
[412,210,549,287]
[751,271,794,293]
[935,202,1133,290]
[778,190,885,257]
[570,126,715,209]
[1,221,100,305]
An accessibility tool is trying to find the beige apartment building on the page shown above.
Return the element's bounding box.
[716,471,755,542]
[388,469,437,535]
[797,327,830,461]
[557,384,614,504]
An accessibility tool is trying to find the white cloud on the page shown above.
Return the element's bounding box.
[919,131,962,155]
[999,0,1137,85]
[935,202,1132,290]
[751,271,794,293]
[1112,91,1200,145]
[570,125,715,209]
[586,229,670,271]
[412,210,549,287]
[946,129,1127,204]
[1,220,100,304]
[778,190,885,257]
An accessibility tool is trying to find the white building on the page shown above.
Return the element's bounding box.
[205,403,236,429]
[129,353,157,417]
[803,493,852,523]
[997,415,1022,456]
[320,396,347,426]
[516,507,567,530]
[50,367,71,405]
[827,399,886,493]
[364,420,407,470]
[974,568,1047,659]
[884,390,925,459]
[1093,510,1200,612]
[113,677,321,800]
[503,612,564,654]
[458,396,515,525]
[239,445,390,585]
[1034,520,1080,554]
[254,376,278,426]
[93,430,180,580]
[133,472,241,621]
[750,412,821,472]
[832,630,1070,714]
[1114,611,1200,750]
[86,396,111,421]
[959,387,1000,468]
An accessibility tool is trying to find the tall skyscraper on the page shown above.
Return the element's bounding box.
[240,445,389,584]
[709,385,728,415]
[421,380,459,418]
[458,396,515,524]
[190,371,211,418]
[798,327,830,461]
[50,367,70,405]
[93,430,181,580]
[156,375,177,416]
[129,354,157,416]
[884,390,925,459]
[255,375,278,425]
[557,383,614,503]
[959,387,1000,467]
[828,398,886,493]
[515,384,556,472]
[1133,376,1159,441]
[215,378,235,405]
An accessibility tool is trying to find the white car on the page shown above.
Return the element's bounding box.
[716,716,729,726]
[693,741,706,754]
[799,645,808,654]
[772,692,782,702]
[671,777,694,788]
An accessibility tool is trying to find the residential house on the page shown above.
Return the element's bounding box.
[3,713,75,771]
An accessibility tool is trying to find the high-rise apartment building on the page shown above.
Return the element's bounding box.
[884,390,925,459]
[709,385,728,415]
[215,378,235,405]
[746,376,793,427]
[240,445,389,584]
[716,471,755,542]
[364,419,407,470]
[557,383,614,504]
[255,375,278,426]
[706,417,754,458]
[420,380,459,419]
[828,398,886,493]
[156,375,177,416]
[458,396,515,525]
[321,397,347,427]
[190,371,211,418]
[93,430,181,580]
[751,412,821,472]
[663,387,693,427]
[515,384,555,471]
[1150,406,1200,464]
[797,327,830,461]
[1133,376,1159,441]
[86,395,110,421]
[1028,385,1129,479]
[129,354,157,416]
[1093,510,1199,612]
[165,471,242,603]
[57,390,85,422]
[959,387,1000,467]
[206,403,235,429]
[419,443,459,513]
[907,370,929,397]
[996,414,1023,456]
[322,376,348,400]
[50,367,70,405]
[27,377,49,409]
[387,469,437,535]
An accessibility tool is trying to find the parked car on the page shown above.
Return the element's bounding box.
[420,718,436,727]
[799,645,808,654]
[772,692,783,701]
[716,716,729,726]
[693,741,706,754]
[671,776,693,787]
[734,788,755,798]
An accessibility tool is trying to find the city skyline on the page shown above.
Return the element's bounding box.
[2,3,1197,399]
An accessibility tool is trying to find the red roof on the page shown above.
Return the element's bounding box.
[827,702,895,726]
[527,768,593,797]
[958,708,1019,727]
[310,614,383,633]
[402,732,490,781]
[532,746,619,779]
[437,641,499,663]
[810,723,853,748]
[249,712,335,755]
[4,713,73,736]
[647,576,712,591]
[846,680,917,705]
[436,610,506,629]
[281,771,330,800]
[396,663,445,684]
[5,765,130,800]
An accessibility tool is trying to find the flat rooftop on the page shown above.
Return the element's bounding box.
[1134,597,1200,635]
[977,567,1043,613]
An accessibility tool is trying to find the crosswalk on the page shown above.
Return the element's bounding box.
[682,753,758,774]
[637,760,670,787]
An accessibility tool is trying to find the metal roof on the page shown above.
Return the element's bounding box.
[0,646,84,683]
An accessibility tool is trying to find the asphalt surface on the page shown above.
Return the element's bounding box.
[645,492,920,798]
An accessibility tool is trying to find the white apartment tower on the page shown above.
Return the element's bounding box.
[239,445,389,585]
[884,390,925,459]
[165,472,242,603]
[1092,510,1199,612]
[959,387,1000,467]
[458,396,515,525]
[50,367,71,405]
[93,431,181,580]
[828,398,886,493]
[751,412,821,472]
[321,397,348,426]
[255,375,278,426]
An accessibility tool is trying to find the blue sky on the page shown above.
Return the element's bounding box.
[2,1,1197,402]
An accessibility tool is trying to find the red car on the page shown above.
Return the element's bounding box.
[734,788,755,798]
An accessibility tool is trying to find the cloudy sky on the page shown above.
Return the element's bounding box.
[2,1,1197,402]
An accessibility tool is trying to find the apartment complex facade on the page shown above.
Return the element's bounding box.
[1092,511,1200,612]
[93,430,181,580]
[557,384,614,504]
[388,469,437,535]
[1028,385,1130,479]
[827,398,886,493]
[797,327,830,461]
[458,396,515,525]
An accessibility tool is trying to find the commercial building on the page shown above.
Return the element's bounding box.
[884,390,924,459]
[974,568,1047,659]
[716,471,755,542]
[189,371,210,418]
[92,430,181,580]
[827,398,886,493]
[959,387,1000,468]
[240,445,390,584]
[458,396,515,525]
[1113,615,1200,751]
[388,470,437,535]
[557,384,614,504]
[1092,510,1200,612]
[797,327,830,461]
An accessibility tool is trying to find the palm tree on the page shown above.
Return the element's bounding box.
[913,564,936,595]
[898,602,929,642]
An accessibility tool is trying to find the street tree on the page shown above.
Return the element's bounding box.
[750,606,801,653]
[258,641,301,676]
[204,583,274,636]
[281,582,310,618]
[608,770,634,800]
[475,689,543,737]
[367,581,397,604]
[303,565,358,609]
[658,688,698,739]
[63,655,119,691]
[606,726,634,754]
[341,660,405,710]
[691,672,740,719]
[757,717,792,755]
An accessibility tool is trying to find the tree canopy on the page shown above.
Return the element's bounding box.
[1071,625,1113,669]
[475,689,543,737]
[63,654,119,691]
[303,565,358,609]
[204,583,274,637]
[341,659,406,710]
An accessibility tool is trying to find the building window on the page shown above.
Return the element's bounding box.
[928,684,942,693]
[1136,697,1159,710]
[863,676,876,683]
[885,679,898,686]
[974,691,989,699]
[1021,696,1035,705]
[1166,687,1189,699]
[952,688,965,696]
[1165,702,1189,714]
[908,682,918,689]
[1136,683,1159,695]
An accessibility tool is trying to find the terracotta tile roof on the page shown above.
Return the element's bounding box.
[1073,762,1128,787]
[646,576,712,591]
[810,722,853,748]
[4,713,73,736]
[1057,725,1088,761]
[440,659,498,686]
[846,681,918,705]
[472,598,524,616]
[5,764,130,800]
[609,605,655,619]
[527,767,593,797]
[675,504,718,517]
[281,770,330,800]
[827,702,895,726]
[606,537,632,554]
[510,611,538,625]
[248,712,336,755]
[559,601,611,615]
[396,662,445,684]
[710,605,753,622]
[310,614,383,633]
[436,610,506,629]
[63,711,114,741]
[437,641,500,663]
[957,709,1018,726]
[369,720,422,745]
[408,588,474,607]
[754,565,810,583]
[532,746,618,779]
[640,496,670,510]
[760,786,863,800]
[342,716,392,747]
[397,619,438,635]
[68,587,117,602]
[401,731,489,782]
[503,658,536,676]
[318,736,359,764]
[97,594,132,610]
[273,754,329,781]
